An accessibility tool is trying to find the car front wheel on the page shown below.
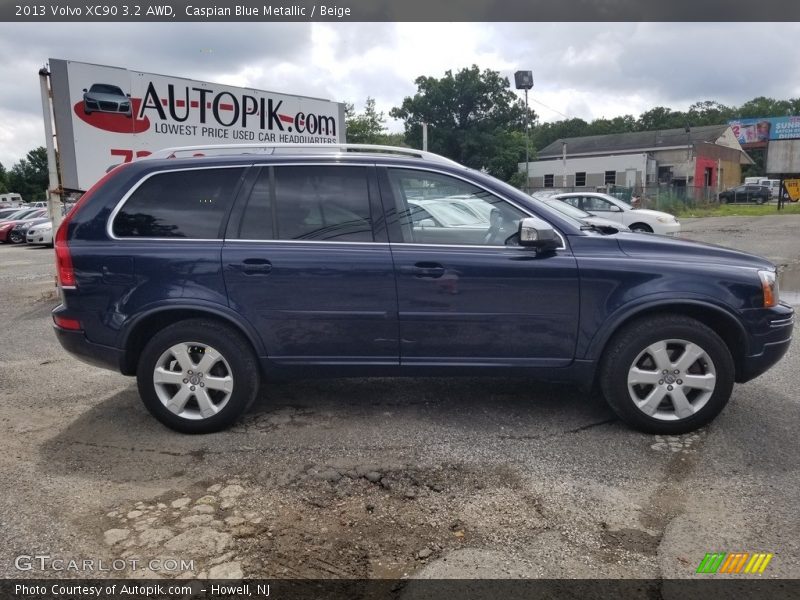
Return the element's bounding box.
[600,315,735,434]
[136,319,260,433]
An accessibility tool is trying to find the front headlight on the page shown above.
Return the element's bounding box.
[656,215,676,223]
[758,270,779,307]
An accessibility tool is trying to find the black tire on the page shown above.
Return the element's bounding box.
[629,223,653,233]
[599,315,735,434]
[9,232,23,244]
[136,319,260,434]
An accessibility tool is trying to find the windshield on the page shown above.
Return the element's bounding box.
[4,209,34,220]
[527,197,587,229]
[89,84,125,95]
[543,199,591,219]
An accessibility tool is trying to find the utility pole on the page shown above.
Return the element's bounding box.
[514,71,534,191]
[685,124,692,202]
[422,122,428,152]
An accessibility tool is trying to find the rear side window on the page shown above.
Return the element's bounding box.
[236,166,373,242]
[113,168,244,238]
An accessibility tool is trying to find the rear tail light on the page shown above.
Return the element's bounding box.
[55,221,75,287]
[53,315,82,330]
[55,164,130,288]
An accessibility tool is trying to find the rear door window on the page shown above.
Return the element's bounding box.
[113,167,245,238]
[234,166,373,242]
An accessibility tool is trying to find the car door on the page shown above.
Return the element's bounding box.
[380,167,579,367]
[222,164,399,366]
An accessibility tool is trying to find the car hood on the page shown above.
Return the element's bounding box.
[29,221,52,229]
[617,233,773,270]
[628,208,677,220]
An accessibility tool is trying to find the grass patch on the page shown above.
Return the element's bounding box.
[676,203,800,218]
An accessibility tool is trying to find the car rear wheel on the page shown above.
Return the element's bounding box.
[136,319,260,433]
[600,315,735,434]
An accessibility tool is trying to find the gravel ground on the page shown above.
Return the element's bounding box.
[0,216,798,584]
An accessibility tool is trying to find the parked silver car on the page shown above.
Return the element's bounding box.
[82,83,132,117]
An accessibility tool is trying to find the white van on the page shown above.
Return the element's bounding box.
[759,179,780,199]
[0,193,22,207]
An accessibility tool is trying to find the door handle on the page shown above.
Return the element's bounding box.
[411,262,445,278]
[232,259,272,275]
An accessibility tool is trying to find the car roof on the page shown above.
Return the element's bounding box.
[140,143,464,167]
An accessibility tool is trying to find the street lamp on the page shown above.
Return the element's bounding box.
[514,70,534,190]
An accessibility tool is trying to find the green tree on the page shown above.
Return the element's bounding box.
[686,100,734,126]
[390,65,536,181]
[530,118,591,151]
[345,97,389,144]
[8,147,49,202]
[636,106,687,130]
[0,162,8,194]
[734,96,793,119]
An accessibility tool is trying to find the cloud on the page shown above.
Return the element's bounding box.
[1,21,799,168]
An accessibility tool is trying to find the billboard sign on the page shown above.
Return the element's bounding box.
[728,116,800,146]
[49,59,346,190]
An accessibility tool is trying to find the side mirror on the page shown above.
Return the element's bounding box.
[610,204,623,212]
[126,93,131,97]
[416,218,436,229]
[518,217,559,251]
[82,88,88,93]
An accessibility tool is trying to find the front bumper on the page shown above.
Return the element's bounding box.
[738,303,794,383]
[656,222,682,236]
[26,231,52,244]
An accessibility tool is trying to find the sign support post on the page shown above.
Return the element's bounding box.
[39,67,63,230]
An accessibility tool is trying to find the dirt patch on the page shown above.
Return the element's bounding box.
[87,463,550,579]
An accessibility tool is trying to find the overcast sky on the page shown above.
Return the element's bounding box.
[1,22,800,168]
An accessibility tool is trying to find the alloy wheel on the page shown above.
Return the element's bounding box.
[626,338,716,421]
[152,342,234,420]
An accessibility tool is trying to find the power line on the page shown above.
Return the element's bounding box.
[529,97,571,120]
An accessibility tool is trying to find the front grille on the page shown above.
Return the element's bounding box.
[99,101,118,111]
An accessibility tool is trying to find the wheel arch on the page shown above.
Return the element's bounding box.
[119,304,265,376]
[586,300,749,383]
[628,222,653,232]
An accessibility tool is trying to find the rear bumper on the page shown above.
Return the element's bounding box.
[53,325,123,373]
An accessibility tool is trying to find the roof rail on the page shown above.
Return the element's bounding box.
[143,143,463,167]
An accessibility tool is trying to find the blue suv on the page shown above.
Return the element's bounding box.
[52,145,794,434]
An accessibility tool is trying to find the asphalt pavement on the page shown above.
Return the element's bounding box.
[0,216,797,584]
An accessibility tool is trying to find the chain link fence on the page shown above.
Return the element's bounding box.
[524,184,730,213]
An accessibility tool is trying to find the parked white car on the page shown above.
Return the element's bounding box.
[551,193,680,235]
[25,220,53,246]
[531,196,631,233]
